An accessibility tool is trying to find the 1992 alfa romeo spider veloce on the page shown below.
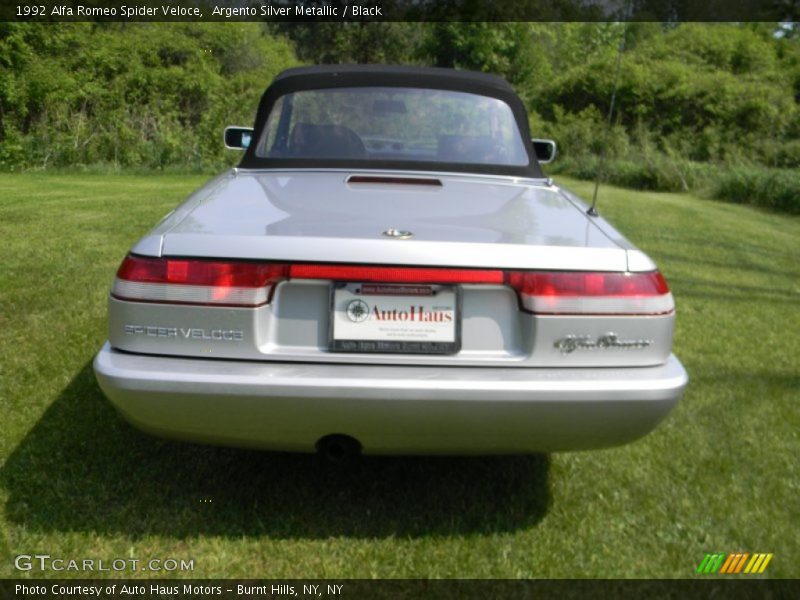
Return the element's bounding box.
[94,65,687,457]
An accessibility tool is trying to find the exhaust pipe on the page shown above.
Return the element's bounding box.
[316,434,361,463]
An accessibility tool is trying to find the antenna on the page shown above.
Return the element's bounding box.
[587,19,630,217]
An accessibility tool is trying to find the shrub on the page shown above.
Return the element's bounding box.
[551,150,800,215]
[711,167,800,214]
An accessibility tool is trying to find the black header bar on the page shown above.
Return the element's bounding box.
[2,0,798,23]
[2,579,799,600]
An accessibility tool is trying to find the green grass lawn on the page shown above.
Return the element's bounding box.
[0,173,798,579]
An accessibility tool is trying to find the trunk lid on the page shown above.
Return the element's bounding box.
[157,170,628,271]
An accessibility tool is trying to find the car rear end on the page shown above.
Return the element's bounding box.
[94,174,687,455]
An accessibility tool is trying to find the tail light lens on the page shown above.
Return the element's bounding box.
[505,270,673,315]
[113,255,673,315]
[112,255,289,307]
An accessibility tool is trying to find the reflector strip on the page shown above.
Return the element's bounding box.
[290,264,504,284]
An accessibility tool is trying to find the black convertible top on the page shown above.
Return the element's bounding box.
[273,64,516,94]
[239,65,544,178]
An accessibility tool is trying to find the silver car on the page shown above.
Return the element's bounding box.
[93,65,687,458]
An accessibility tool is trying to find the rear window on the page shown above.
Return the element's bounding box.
[255,87,529,167]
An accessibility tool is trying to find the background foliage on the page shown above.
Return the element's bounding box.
[0,23,297,170]
[0,22,797,210]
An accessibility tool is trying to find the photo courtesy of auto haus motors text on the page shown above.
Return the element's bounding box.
[13,583,345,598]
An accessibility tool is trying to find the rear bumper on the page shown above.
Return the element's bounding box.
[93,342,688,454]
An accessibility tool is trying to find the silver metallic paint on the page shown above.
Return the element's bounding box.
[95,343,687,454]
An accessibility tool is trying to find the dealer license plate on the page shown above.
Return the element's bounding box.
[329,282,460,354]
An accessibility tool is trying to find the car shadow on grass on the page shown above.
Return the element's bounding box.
[1,362,551,539]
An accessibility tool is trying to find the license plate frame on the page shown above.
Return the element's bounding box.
[328,282,461,355]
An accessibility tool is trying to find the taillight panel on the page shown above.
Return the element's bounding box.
[504,270,674,315]
[112,255,673,315]
[113,255,289,307]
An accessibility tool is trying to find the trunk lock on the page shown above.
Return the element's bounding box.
[382,228,413,239]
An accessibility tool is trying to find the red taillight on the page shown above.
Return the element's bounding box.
[112,255,289,307]
[289,264,504,285]
[112,255,673,315]
[505,271,673,315]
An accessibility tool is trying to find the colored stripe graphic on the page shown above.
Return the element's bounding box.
[734,553,749,573]
[745,555,760,573]
[697,554,725,574]
[758,554,773,574]
[699,553,773,574]
[719,554,737,574]
[696,555,711,573]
